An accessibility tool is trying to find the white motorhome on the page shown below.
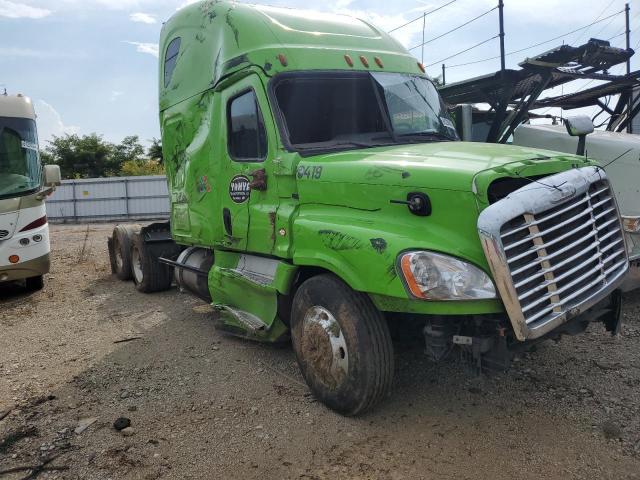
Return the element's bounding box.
[0,94,60,291]
[513,122,640,291]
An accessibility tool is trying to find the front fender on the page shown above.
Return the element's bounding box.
[292,189,503,314]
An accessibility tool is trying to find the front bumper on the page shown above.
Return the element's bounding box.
[0,253,50,282]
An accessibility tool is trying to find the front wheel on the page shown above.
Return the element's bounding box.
[290,274,394,416]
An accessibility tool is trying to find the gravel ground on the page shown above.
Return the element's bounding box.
[1,223,639,479]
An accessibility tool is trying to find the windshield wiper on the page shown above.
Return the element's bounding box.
[396,131,453,141]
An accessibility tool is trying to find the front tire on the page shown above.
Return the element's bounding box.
[291,274,394,416]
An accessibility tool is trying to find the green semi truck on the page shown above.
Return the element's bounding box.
[109,1,630,415]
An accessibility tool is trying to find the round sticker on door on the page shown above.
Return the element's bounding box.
[229,175,251,203]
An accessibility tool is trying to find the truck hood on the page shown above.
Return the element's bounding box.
[297,141,583,192]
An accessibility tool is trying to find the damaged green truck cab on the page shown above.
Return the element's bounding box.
[157,1,629,414]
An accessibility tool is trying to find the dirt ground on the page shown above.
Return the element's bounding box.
[1,224,640,479]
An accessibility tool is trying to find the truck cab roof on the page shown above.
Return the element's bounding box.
[159,1,422,111]
[0,95,36,120]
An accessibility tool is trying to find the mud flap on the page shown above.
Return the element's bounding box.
[603,289,623,336]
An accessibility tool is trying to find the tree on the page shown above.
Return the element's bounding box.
[41,133,118,178]
[120,158,165,176]
[112,135,145,167]
[148,138,163,164]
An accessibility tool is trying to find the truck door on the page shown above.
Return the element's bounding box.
[219,74,278,253]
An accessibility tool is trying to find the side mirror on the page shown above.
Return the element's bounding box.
[564,115,594,156]
[43,164,61,187]
[564,115,594,136]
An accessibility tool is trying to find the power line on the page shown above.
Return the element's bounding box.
[408,5,498,51]
[571,0,616,44]
[426,35,499,68]
[447,9,625,69]
[389,0,457,33]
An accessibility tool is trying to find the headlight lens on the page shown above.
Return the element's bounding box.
[399,251,497,300]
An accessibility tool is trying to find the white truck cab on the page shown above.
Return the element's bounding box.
[0,94,60,291]
[513,121,640,290]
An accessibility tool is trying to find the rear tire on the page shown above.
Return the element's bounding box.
[290,274,394,416]
[131,233,175,293]
[112,225,137,281]
[25,275,44,292]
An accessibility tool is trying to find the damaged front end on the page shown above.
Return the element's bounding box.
[418,166,628,372]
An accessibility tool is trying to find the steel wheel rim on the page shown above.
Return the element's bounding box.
[302,305,349,388]
[115,240,124,270]
[132,247,143,283]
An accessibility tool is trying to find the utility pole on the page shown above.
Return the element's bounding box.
[421,12,426,64]
[498,0,505,71]
[625,2,632,133]
[442,64,446,85]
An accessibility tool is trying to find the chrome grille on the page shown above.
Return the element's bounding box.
[0,229,8,239]
[478,167,629,341]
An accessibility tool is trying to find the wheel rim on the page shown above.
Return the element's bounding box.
[114,239,124,270]
[302,306,349,389]
[132,246,143,284]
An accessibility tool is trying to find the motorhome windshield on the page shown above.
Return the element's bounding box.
[0,116,41,198]
[272,71,458,154]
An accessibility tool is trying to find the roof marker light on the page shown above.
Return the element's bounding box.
[344,54,354,67]
[9,255,19,264]
[278,54,288,67]
[359,55,369,68]
[417,62,426,73]
[374,57,384,68]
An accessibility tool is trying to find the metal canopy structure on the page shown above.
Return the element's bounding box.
[439,39,634,143]
[531,70,640,132]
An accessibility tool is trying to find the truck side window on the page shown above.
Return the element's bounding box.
[227,90,267,161]
[164,37,181,88]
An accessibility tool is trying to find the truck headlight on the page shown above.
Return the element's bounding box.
[398,251,497,300]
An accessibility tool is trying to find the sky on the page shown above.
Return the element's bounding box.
[1,0,638,147]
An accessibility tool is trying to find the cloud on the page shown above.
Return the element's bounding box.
[124,41,159,58]
[177,0,199,10]
[110,91,124,102]
[35,100,79,144]
[0,0,51,19]
[129,12,155,24]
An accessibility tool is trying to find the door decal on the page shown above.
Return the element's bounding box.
[229,175,251,203]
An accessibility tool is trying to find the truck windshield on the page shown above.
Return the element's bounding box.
[272,71,458,154]
[0,117,41,198]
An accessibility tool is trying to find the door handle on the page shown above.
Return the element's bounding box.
[223,208,232,235]
[248,168,267,191]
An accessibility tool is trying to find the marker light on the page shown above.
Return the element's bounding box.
[278,54,288,67]
[374,56,384,68]
[20,215,47,232]
[417,62,426,73]
[359,55,369,68]
[9,255,19,264]
[344,54,354,67]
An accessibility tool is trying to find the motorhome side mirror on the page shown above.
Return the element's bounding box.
[564,115,594,137]
[43,164,62,187]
